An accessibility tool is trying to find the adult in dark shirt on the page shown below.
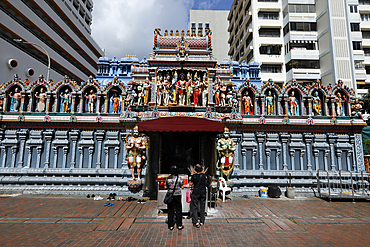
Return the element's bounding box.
[165,165,184,230]
[191,164,207,228]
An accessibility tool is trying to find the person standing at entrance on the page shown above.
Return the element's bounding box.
[191,164,207,228]
[165,165,184,230]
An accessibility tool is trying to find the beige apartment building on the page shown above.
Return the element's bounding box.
[228,0,370,95]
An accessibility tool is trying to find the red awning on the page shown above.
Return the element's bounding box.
[138,117,224,133]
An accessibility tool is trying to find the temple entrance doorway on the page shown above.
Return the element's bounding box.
[157,132,216,175]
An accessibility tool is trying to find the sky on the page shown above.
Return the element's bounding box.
[91,0,233,60]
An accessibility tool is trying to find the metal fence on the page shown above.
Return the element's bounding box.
[317,170,370,201]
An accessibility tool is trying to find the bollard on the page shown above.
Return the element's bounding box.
[286,187,295,199]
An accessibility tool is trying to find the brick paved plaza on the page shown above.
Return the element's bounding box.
[0,194,369,246]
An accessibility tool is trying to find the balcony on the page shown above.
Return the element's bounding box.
[285,49,319,63]
[353,50,365,61]
[286,68,321,82]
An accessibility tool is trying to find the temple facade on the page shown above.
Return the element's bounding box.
[0,28,366,195]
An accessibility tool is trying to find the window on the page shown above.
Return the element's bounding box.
[352,41,362,50]
[285,60,320,71]
[283,4,315,17]
[289,42,316,51]
[260,45,282,55]
[350,5,358,13]
[284,22,317,35]
[245,33,253,47]
[261,64,282,73]
[205,23,210,29]
[351,23,360,31]
[359,0,370,5]
[259,28,280,37]
[364,48,370,56]
[191,23,196,28]
[258,11,279,20]
[363,31,370,39]
[198,23,203,28]
[258,0,278,2]
[361,14,370,21]
[246,51,253,63]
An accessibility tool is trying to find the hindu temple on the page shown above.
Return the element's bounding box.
[0,28,366,195]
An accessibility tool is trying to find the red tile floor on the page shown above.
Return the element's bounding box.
[0,194,369,246]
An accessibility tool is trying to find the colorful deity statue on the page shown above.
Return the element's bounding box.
[335,92,346,116]
[216,127,236,180]
[143,78,151,105]
[220,84,227,107]
[266,91,275,115]
[60,89,71,113]
[213,78,221,106]
[137,83,145,106]
[126,125,147,180]
[110,92,121,114]
[288,91,299,116]
[351,98,365,121]
[84,89,96,113]
[9,87,22,112]
[35,87,47,112]
[200,76,209,106]
[242,91,253,115]
[312,91,321,116]
[177,74,187,105]
[156,76,163,106]
[163,75,171,106]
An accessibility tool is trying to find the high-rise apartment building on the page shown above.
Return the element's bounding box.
[228,0,367,93]
[189,10,230,62]
[0,0,103,83]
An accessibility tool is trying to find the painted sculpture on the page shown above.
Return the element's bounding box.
[9,87,22,112]
[288,91,299,116]
[60,89,71,113]
[35,88,47,112]
[216,127,236,180]
[126,125,147,180]
[85,89,96,113]
[312,91,322,116]
[335,92,346,116]
[351,98,365,121]
[266,91,275,115]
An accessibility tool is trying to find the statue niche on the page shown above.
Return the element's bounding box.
[241,89,254,115]
[58,86,73,113]
[108,87,122,114]
[34,86,48,112]
[83,87,97,113]
[8,86,22,112]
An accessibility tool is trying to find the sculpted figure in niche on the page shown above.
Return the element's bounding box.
[111,92,121,114]
[126,126,146,180]
[242,91,253,115]
[288,91,299,116]
[312,91,322,116]
[85,89,96,113]
[266,91,275,115]
[200,76,209,106]
[351,98,365,121]
[177,74,187,106]
[35,88,47,112]
[9,87,22,112]
[220,84,227,107]
[335,92,346,116]
[60,89,71,113]
[213,79,221,106]
[143,78,151,105]
[216,127,236,180]
[163,75,171,106]
[156,76,163,106]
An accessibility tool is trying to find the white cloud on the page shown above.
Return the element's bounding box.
[91,0,194,60]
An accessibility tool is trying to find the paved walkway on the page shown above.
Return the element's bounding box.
[0,194,369,246]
